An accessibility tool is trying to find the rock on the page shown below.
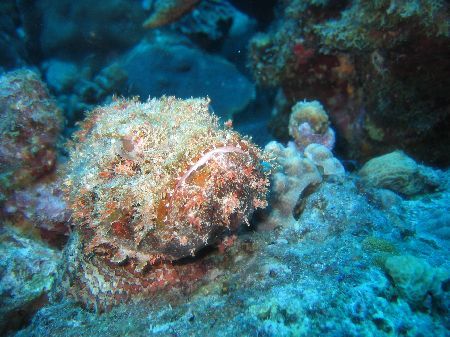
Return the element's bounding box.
[120,36,255,120]
[219,4,257,70]
[14,174,450,337]
[173,0,257,59]
[358,151,441,196]
[37,0,145,58]
[0,226,60,335]
[43,59,79,93]
[173,0,258,71]
[400,170,450,265]
[0,1,27,69]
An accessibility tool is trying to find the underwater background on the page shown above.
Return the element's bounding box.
[0,0,449,336]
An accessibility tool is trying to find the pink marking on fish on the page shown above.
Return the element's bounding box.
[163,145,247,222]
[175,146,246,191]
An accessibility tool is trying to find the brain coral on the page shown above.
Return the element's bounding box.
[61,96,269,309]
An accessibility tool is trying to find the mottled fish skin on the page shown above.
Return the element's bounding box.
[61,96,269,311]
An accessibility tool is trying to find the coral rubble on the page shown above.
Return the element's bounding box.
[60,96,269,310]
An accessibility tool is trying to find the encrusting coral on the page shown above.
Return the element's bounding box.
[59,96,269,310]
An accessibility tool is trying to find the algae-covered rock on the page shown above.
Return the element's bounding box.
[0,69,63,201]
[358,151,440,196]
[362,236,398,255]
[43,59,80,93]
[248,0,450,166]
[15,175,450,337]
[384,254,449,309]
[3,181,70,248]
[0,226,60,335]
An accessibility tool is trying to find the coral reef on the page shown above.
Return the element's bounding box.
[247,0,450,165]
[172,0,256,57]
[42,59,79,93]
[18,162,450,336]
[261,101,344,230]
[0,1,28,69]
[45,60,128,133]
[358,150,441,196]
[401,170,450,261]
[143,0,200,29]
[315,1,448,51]
[60,96,269,310]
[304,144,345,178]
[261,141,322,230]
[0,69,63,202]
[0,1,448,336]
